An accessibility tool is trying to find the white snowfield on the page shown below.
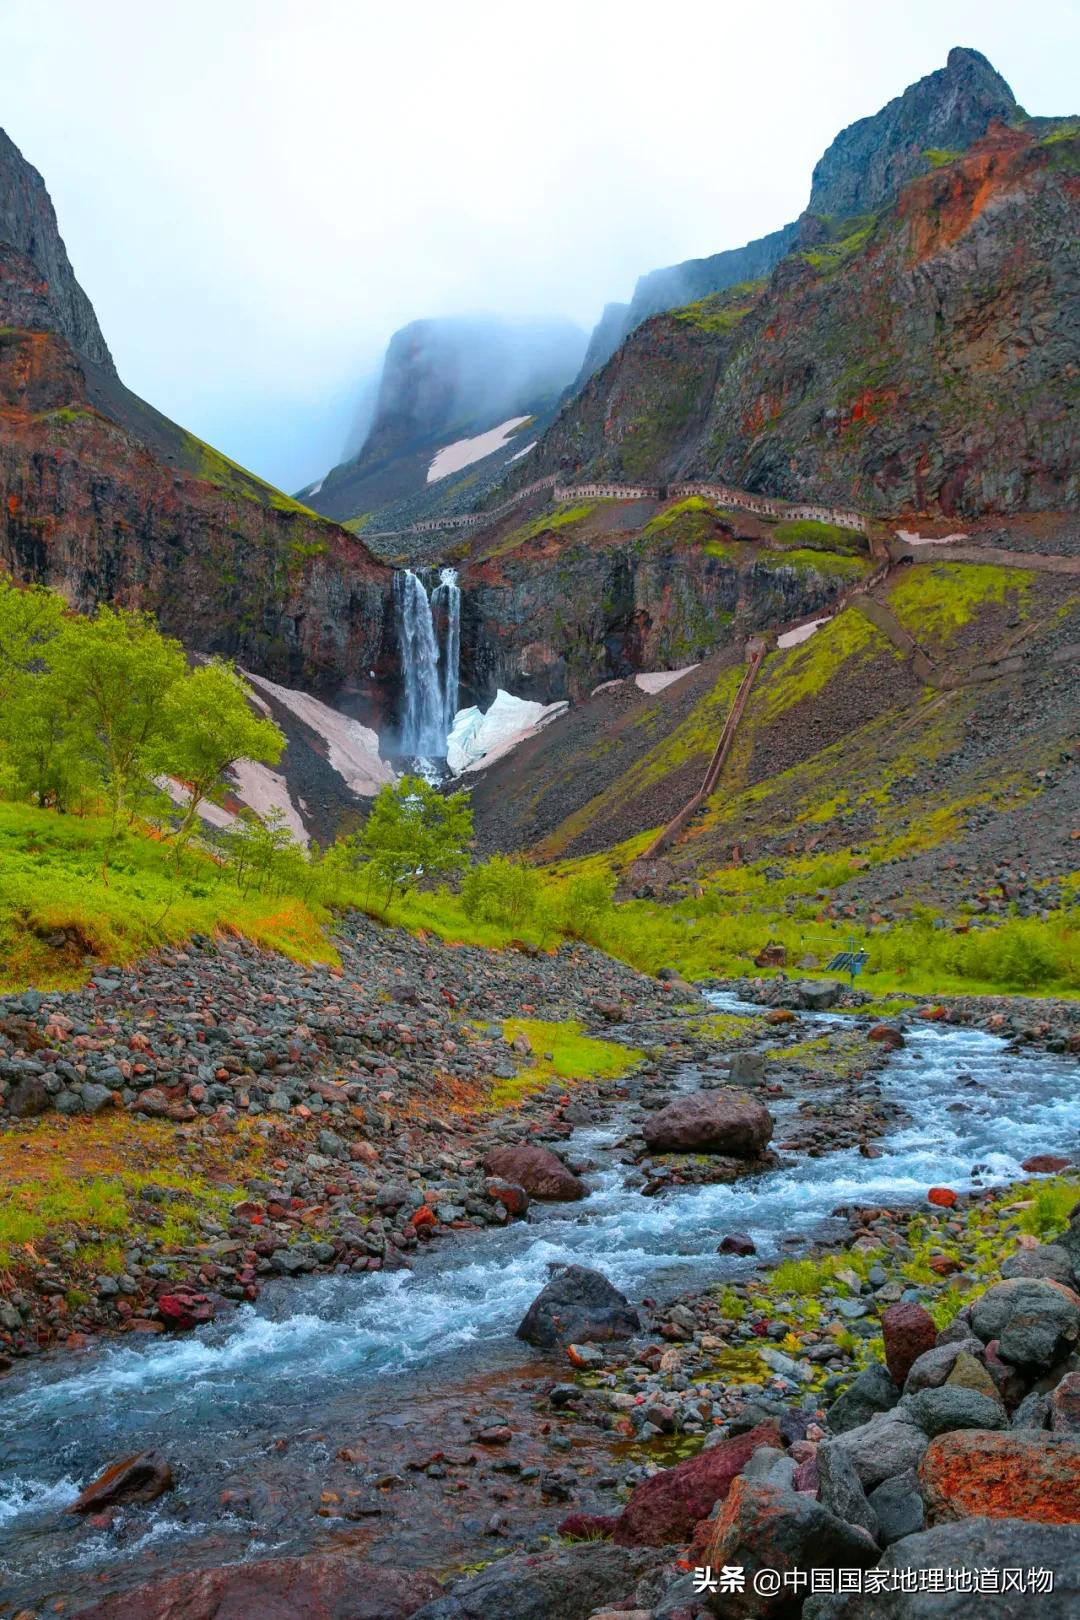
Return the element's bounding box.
[508,440,536,462]
[895,529,969,546]
[447,689,568,774]
[242,671,394,797]
[228,759,310,847]
[777,617,830,649]
[426,417,530,483]
[634,666,698,694]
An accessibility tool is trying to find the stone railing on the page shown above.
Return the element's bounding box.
[363,474,868,541]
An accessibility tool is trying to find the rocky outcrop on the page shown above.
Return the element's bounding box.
[516,1265,640,1348]
[79,1554,442,1619]
[527,122,1080,517]
[0,129,115,372]
[808,47,1017,217]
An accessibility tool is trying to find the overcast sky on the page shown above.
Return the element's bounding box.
[5,0,1077,491]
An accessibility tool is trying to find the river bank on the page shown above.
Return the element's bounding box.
[2,955,1079,1615]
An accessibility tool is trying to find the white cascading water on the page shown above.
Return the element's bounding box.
[433,567,461,738]
[394,568,460,758]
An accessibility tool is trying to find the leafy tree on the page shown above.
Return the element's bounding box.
[0,575,66,699]
[225,807,299,895]
[358,774,472,908]
[461,854,540,928]
[158,660,283,862]
[0,668,89,810]
[49,606,188,837]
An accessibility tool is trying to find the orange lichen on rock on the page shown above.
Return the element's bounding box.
[901,124,1034,265]
[919,1430,1080,1525]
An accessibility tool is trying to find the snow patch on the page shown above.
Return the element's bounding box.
[895,529,969,546]
[778,617,830,649]
[228,760,309,846]
[155,776,237,830]
[508,440,536,463]
[242,672,393,798]
[635,666,698,694]
[427,418,530,483]
[447,689,568,774]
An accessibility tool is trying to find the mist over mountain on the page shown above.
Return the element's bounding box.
[301,315,587,524]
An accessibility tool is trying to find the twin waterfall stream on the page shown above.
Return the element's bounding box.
[394,567,461,762]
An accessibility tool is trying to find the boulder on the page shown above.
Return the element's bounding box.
[803,1518,1080,1619]
[798,980,842,1011]
[484,1177,530,1218]
[642,1090,773,1157]
[718,1232,757,1256]
[867,1024,905,1050]
[867,1469,925,1545]
[69,1451,173,1513]
[971,1278,1080,1370]
[816,1442,879,1541]
[79,1554,442,1619]
[902,1338,984,1396]
[702,1478,878,1614]
[827,1362,900,1434]
[6,1074,51,1117]
[830,1410,929,1491]
[908,1385,1006,1437]
[919,1429,1080,1524]
[881,1302,937,1386]
[613,1421,781,1546]
[1021,1154,1073,1173]
[1050,1370,1080,1433]
[483,1144,587,1202]
[1001,1243,1076,1286]
[516,1266,639,1349]
[410,1544,658,1620]
[728,1052,766,1085]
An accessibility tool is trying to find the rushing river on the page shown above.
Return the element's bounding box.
[1,997,1078,1608]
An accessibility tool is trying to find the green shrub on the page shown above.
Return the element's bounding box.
[461,855,540,928]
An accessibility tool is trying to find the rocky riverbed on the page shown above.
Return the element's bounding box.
[1,935,1079,1618]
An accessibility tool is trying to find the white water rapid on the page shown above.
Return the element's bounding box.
[394,568,461,760]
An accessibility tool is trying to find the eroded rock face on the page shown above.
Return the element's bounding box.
[919,1429,1080,1525]
[516,1265,640,1349]
[79,1554,442,1619]
[642,1090,773,1157]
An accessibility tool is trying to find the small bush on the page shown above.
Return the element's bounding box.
[461,855,540,928]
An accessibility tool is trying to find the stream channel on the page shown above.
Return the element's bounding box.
[2,992,1078,1611]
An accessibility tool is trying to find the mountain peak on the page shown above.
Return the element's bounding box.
[808,47,1016,217]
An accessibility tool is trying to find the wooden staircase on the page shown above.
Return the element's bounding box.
[639,639,767,860]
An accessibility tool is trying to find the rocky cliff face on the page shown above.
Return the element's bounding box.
[0,130,115,374]
[522,124,1080,517]
[808,46,1017,217]
[575,47,1023,387]
[0,242,396,709]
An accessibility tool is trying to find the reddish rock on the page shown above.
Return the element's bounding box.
[1051,1371,1080,1434]
[642,1090,773,1158]
[882,1301,938,1386]
[559,1511,619,1540]
[69,1451,172,1513]
[1022,1154,1073,1174]
[485,1177,530,1218]
[928,1186,958,1208]
[410,1204,437,1231]
[703,1478,878,1610]
[766,1008,796,1024]
[867,1024,905,1049]
[718,1232,757,1256]
[157,1292,215,1331]
[612,1420,782,1546]
[77,1553,442,1619]
[920,1430,1080,1525]
[929,1254,964,1276]
[484,1143,587,1202]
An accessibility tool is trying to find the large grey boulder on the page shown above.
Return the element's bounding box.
[1001,1243,1076,1286]
[867,1469,925,1545]
[829,1409,929,1491]
[902,1339,984,1396]
[516,1265,640,1349]
[817,1442,879,1541]
[908,1386,1006,1438]
[805,1517,1080,1618]
[971,1278,1080,1370]
[828,1362,900,1434]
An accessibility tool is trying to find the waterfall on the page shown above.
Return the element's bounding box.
[394,566,461,759]
[434,566,461,737]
